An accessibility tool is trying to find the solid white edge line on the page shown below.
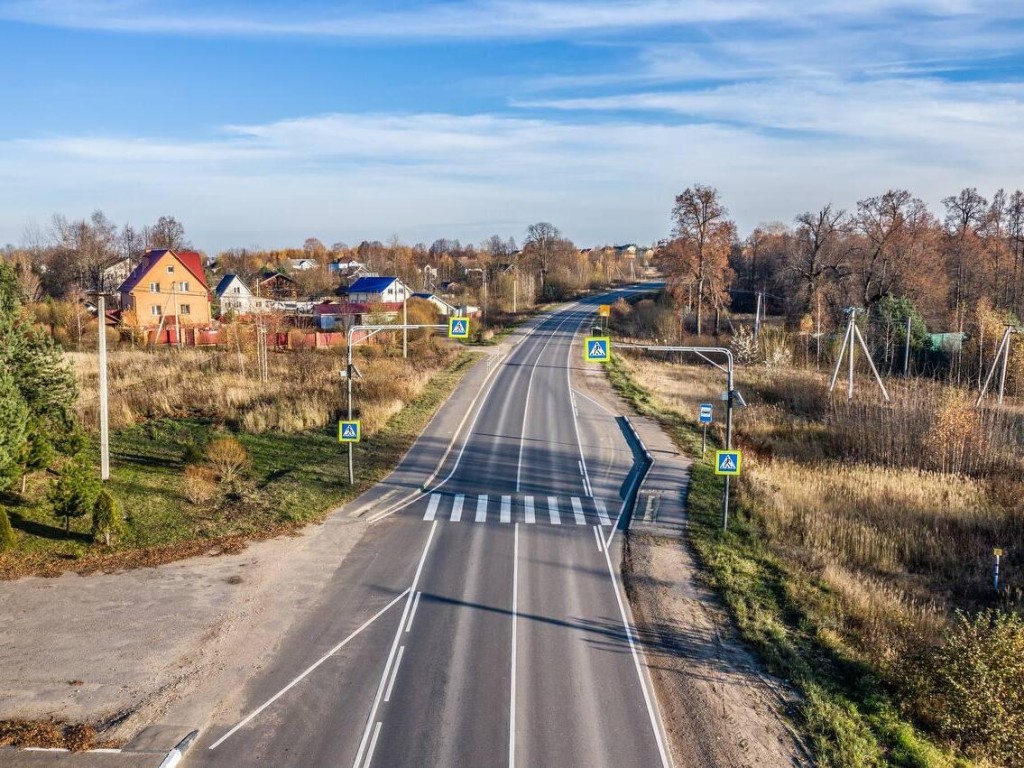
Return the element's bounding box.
[602,540,673,768]
[353,521,439,768]
[571,387,620,418]
[405,591,422,633]
[363,722,383,768]
[209,586,411,750]
[383,646,406,703]
[509,522,519,768]
[593,525,604,552]
[566,311,596,498]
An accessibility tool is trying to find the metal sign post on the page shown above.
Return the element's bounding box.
[346,323,448,483]
[994,548,1003,592]
[698,403,713,458]
[619,344,739,530]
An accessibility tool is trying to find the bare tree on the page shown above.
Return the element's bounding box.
[145,215,190,251]
[665,185,735,335]
[942,188,988,318]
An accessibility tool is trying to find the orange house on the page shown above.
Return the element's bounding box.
[118,249,212,328]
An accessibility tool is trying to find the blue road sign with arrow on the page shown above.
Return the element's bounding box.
[698,403,713,424]
[338,420,361,443]
[715,450,742,476]
[584,336,610,362]
[448,317,469,339]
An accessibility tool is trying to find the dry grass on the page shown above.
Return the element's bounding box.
[616,352,1024,663]
[69,340,459,437]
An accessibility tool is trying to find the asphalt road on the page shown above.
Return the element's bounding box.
[192,294,670,767]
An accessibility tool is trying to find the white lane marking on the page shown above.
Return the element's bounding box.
[595,498,611,527]
[571,387,620,418]
[516,311,586,492]
[383,646,406,703]
[501,495,512,524]
[602,537,672,768]
[593,525,604,552]
[547,496,561,525]
[353,522,439,768]
[566,313,596,497]
[209,587,410,750]
[405,592,422,633]
[509,523,519,768]
[363,722,383,768]
[450,494,465,522]
[524,496,535,524]
[571,497,586,525]
[423,494,441,521]
[476,494,489,522]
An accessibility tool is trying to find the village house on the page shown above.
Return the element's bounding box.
[215,274,274,316]
[411,292,457,317]
[257,270,299,299]
[287,258,317,271]
[117,249,211,328]
[345,276,413,304]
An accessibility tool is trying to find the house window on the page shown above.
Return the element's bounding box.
[167,265,175,273]
[149,282,160,292]
[180,281,189,292]
[151,306,162,316]
[180,304,191,315]
[233,286,241,294]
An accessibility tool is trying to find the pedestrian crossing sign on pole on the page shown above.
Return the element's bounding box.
[338,420,361,443]
[715,450,742,476]
[448,317,469,339]
[598,304,611,318]
[584,336,611,362]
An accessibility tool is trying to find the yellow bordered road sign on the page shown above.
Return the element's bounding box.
[448,317,469,339]
[338,420,361,443]
[584,336,611,362]
[598,304,611,318]
[714,450,742,475]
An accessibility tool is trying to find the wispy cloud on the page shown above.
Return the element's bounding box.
[1,0,1017,39]
[3,109,1020,250]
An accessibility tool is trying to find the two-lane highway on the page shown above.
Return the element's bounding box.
[194,296,670,767]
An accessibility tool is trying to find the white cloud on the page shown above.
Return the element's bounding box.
[2,109,1021,250]
[1,0,1019,39]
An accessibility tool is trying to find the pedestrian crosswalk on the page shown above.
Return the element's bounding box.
[421,493,614,526]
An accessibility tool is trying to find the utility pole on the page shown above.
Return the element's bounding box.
[754,291,762,339]
[828,308,890,402]
[97,294,110,481]
[903,315,912,377]
[976,326,1019,407]
[403,289,408,359]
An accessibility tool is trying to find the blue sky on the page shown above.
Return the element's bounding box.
[2,1,1023,252]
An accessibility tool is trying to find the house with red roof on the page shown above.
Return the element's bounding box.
[118,249,212,328]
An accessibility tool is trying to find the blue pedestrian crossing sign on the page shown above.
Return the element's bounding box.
[714,450,742,476]
[338,420,361,443]
[698,403,714,424]
[584,336,611,363]
[448,317,469,339]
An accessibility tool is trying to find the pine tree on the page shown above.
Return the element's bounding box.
[0,367,30,491]
[49,455,99,534]
[0,506,16,552]
[91,489,125,546]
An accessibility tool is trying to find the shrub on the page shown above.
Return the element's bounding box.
[205,437,250,482]
[91,489,125,546]
[182,465,218,505]
[933,609,1024,764]
[48,455,100,533]
[0,506,16,551]
[181,442,205,465]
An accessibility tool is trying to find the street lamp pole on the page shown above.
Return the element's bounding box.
[620,343,736,529]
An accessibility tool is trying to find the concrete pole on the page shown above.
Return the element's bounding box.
[903,316,912,376]
[403,293,408,359]
[98,295,110,481]
[847,316,856,400]
[347,332,354,484]
[723,354,734,531]
[997,329,1012,405]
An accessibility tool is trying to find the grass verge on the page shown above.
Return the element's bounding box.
[0,351,478,579]
[605,353,966,768]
